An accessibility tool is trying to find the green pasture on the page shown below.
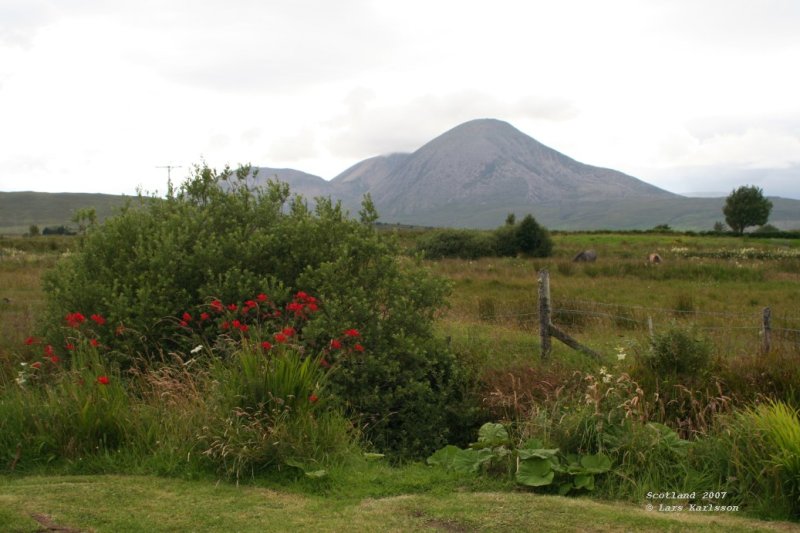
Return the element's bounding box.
[2,231,800,530]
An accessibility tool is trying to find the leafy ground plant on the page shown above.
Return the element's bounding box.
[427,422,612,495]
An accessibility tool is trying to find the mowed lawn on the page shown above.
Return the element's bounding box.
[2,475,798,532]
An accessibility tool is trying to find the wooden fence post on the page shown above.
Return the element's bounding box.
[762,307,771,354]
[538,269,551,360]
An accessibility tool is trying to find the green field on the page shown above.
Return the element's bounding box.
[1,231,799,531]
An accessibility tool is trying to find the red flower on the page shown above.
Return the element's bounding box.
[244,299,257,310]
[90,338,100,348]
[44,344,55,357]
[65,312,86,328]
[65,343,75,351]
[210,300,224,313]
[49,355,60,364]
[295,291,308,300]
[274,332,288,343]
[232,319,242,329]
[200,312,210,322]
[227,303,238,312]
[260,341,273,351]
[287,302,304,316]
[90,314,106,326]
[307,302,319,312]
[221,321,230,330]
[343,328,360,338]
[97,375,110,385]
[330,339,342,350]
[182,312,192,322]
[239,323,249,333]
[282,326,296,337]
[257,293,268,302]
[320,359,330,368]
[31,361,42,369]
[24,336,38,345]
[179,320,188,327]
[353,343,365,352]
[308,394,319,403]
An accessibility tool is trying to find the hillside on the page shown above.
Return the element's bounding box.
[358,119,676,217]
[4,119,799,231]
[0,191,130,235]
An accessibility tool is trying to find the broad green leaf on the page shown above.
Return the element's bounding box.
[452,448,495,473]
[573,474,595,490]
[427,445,462,468]
[558,482,573,496]
[517,447,559,460]
[516,457,555,487]
[477,423,510,446]
[580,453,612,474]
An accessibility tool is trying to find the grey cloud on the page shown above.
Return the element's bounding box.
[325,90,578,158]
[0,0,54,47]
[122,1,395,93]
[654,0,800,49]
[685,114,800,140]
[646,164,800,200]
[266,129,318,162]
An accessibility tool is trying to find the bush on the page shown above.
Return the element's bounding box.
[415,229,496,259]
[640,324,712,378]
[39,164,476,458]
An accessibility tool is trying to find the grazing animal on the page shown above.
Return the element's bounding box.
[573,249,597,262]
[648,253,662,264]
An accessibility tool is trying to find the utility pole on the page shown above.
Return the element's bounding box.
[156,165,183,181]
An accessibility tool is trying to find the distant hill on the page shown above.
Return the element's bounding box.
[0,192,130,235]
[243,118,800,230]
[5,119,800,231]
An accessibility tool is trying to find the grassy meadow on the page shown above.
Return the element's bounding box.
[1,230,800,531]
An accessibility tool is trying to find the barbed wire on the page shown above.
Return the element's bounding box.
[551,298,758,319]
[467,306,800,336]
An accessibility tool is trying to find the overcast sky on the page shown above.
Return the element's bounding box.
[1,0,799,199]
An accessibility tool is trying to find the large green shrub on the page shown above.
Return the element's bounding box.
[415,229,496,259]
[40,164,475,458]
[415,214,553,260]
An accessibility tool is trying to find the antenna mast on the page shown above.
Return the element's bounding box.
[156,165,183,181]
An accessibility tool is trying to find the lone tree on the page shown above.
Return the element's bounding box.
[723,185,773,235]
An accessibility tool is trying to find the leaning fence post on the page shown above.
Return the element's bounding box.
[762,307,771,354]
[538,269,551,360]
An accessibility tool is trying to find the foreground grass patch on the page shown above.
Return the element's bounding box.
[1,475,797,532]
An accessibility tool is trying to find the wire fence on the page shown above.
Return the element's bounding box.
[466,292,800,354]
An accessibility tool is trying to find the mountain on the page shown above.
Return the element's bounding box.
[4,119,799,232]
[248,167,333,197]
[359,119,675,217]
[332,153,410,204]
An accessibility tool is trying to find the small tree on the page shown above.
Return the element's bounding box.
[723,186,773,235]
[28,224,40,237]
[515,214,553,257]
[71,207,97,235]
